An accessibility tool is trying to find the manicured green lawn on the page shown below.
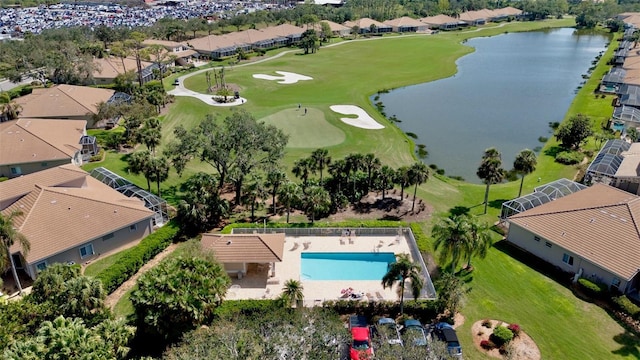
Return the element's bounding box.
[82,19,640,357]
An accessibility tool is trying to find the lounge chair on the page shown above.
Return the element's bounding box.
[340,237,345,245]
[375,291,385,301]
[303,241,310,250]
[289,242,299,251]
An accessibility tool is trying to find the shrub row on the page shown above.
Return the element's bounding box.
[410,223,429,252]
[214,300,280,319]
[221,220,407,234]
[322,299,439,323]
[555,150,584,165]
[95,220,179,293]
[578,278,609,298]
[613,295,640,320]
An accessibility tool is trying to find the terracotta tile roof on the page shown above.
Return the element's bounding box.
[201,233,285,263]
[1,168,154,263]
[0,119,85,166]
[318,20,350,32]
[93,56,155,80]
[189,24,304,53]
[344,18,391,29]
[142,39,186,48]
[419,14,459,25]
[495,6,523,16]
[616,143,640,177]
[15,85,114,118]
[0,164,87,206]
[509,183,640,279]
[383,16,426,27]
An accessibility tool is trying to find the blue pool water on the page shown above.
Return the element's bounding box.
[301,252,396,281]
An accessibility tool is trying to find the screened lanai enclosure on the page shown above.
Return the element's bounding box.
[500,178,587,220]
[90,167,168,226]
[584,139,631,185]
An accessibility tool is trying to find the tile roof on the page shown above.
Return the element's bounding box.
[344,18,391,29]
[142,39,186,48]
[0,164,87,206]
[318,20,350,32]
[383,16,426,27]
[495,6,523,16]
[0,119,85,166]
[1,166,154,263]
[419,14,460,25]
[509,183,640,279]
[93,56,154,80]
[615,143,640,177]
[201,233,285,263]
[15,84,115,118]
[188,24,304,53]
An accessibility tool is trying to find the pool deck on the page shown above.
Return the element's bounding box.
[226,234,417,306]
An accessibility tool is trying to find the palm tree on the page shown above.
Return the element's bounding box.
[128,150,152,191]
[464,217,492,270]
[513,149,537,197]
[303,185,331,223]
[281,279,304,308]
[395,166,411,200]
[345,153,364,202]
[328,159,348,193]
[0,99,22,121]
[362,153,381,194]
[266,168,286,214]
[476,148,506,215]
[381,253,423,314]
[292,158,313,194]
[244,175,266,222]
[0,211,30,295]
[409,162,429,212]
[432,215,472,273]
[310,148,331,183]
[278,181,301,223]
[377,165,396,199]
[137,117,162,154]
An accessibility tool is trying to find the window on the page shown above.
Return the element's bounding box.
[612,277,621,288]
[79,244,94,259]
[9,166,21,175]
[35,261,47,272]
[102,233,114,241]
[41,162,48,167]
[129,224,137,232]
[562,253,574,266]
[533,236,540,242]
[545,241,552,248]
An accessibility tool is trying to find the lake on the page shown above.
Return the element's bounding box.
[376,28,610,183]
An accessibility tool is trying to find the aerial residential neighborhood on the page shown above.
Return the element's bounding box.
[0,0,639,359]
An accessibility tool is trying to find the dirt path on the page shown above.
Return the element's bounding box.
[105,243,180,310]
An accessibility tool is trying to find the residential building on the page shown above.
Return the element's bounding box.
[0,119,90,178]
[92,56,157,85]
[383,16,430,33]
[0,165,155,280]
[14,84,115,128]
[142,39,199,66]
[506,183,640,298]
[344,18,392,34]
[419,14,461,30]
[585,139,640,195]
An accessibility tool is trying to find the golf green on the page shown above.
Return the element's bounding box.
[260,108,346,148]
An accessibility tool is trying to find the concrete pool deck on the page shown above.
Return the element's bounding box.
[226,234,419,306]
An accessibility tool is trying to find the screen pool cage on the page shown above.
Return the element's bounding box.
[500,178,587,220]
[90,167,168,226]
[585,139,631,184]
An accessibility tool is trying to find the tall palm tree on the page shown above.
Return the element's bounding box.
[0,99,22,121]
[281,279,304,308]
[137,117,162,154]
[381,253,423,314]
[328,159,348,193]
[278,181,301,223]
[395,166,411,200]
[292,158,313,194]
[409,162,429,212]
[362,153,381,194]
[476,148,505,215]
[0,211,30,295]
[303,185,331,223]
[513,149,537,197]
[266,168,286,214]
[345,153,364,202]
[310,148,331,183]
[465,217,493,270]
[377,165,396,199]
[432,215,472,273]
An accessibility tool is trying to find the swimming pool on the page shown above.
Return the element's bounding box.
[301,252,396,281]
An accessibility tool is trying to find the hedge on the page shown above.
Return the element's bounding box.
[322,299,439,323]
[214,299,280,318]
[221,220,407,234]
[409,223,429,252]
[613,295,640,320]
[578,278,609,298]
[95,220,179,293]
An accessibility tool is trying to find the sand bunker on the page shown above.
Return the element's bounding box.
[252,71,313,84]
[330,105,385,130]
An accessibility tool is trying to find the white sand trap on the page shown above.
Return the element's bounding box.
[252,71,313,84]
[330,105,385,130]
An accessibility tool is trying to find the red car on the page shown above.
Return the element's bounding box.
[349,316,373,360]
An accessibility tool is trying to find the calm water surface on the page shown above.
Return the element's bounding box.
[376,28,610,182]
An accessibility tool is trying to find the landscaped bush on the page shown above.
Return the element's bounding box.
[490,326,514,346]
[89,148,104,162]
[95,220,179,293]
[322,299,438,322]
[480,339,496,349]
[410,223,429,252]
[578,278,609,298]
[613,295,640,319]
[508,323,521,337]
[555,150,584,165]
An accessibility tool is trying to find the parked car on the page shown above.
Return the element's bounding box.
[349,315,374,360]
[401,319,429,347]
[434,322,463,358]
[375,317,403,346]
[173,78,180,86]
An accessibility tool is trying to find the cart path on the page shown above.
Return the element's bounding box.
[105,243,180,311]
